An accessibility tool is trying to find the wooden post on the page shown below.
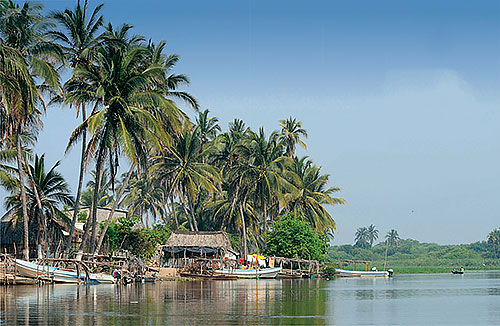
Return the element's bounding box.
[3,250,7,285]
[13,247,16,285]
[76,262,81,284]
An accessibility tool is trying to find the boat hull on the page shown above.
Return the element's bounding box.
[180,272,237,280]
[215,267,282,279]
[15,260,114,284]
[335,268,390,277]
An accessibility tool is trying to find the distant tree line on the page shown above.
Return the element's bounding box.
[329,225,500,268]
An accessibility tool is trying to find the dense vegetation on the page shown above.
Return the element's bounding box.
[329,226,500,272]
[265,213,328,261]
[0,0,344,260]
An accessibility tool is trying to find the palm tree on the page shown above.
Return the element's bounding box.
[367,224,379,247]
[48,0,105,257]
[213,167,258,258]
[283,156,345,233]
[0,142,18,191]
[238,128,289,233]
[385,229,401,249]
[354,227,369,249]
[143,40,198,110]
[487,228,500,258]
[279,116,308,158]
[196,109,221,145]
[152,127,221,232]
[88,30,197,255]
[213,119,248,171]
[3,154,74,254]
[0,1,61,259]
[67,39,180,252]
[122,170,164,228]
[79,168,112,207]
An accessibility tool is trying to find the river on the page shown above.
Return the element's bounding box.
[1,271,499,325]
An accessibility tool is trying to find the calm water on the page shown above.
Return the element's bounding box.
[1,271,499,325]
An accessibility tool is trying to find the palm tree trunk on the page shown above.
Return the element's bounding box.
[65,103,86,257]
[79,146,104,253]
[89,153,105,253]
[144,210,149,229]
[263,203,268,234]
[188,199,198,231]
[170,194,178,228]
[23,156,48,257]
[94,164,134,255]
[239,203,248,259]
[179,195,194,231]
[15,129,30,260]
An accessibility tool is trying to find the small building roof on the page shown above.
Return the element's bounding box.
[164,231,235,251]
[67,206,129,215]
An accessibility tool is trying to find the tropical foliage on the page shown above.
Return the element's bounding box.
[102,216,172,259]
[386,229,401,249]
[2,155,74,253]
[487,227,500,258]
[330,232,500,272]
[0,1,344,260]
[0,0,62,258]
[354,224,379,248]
[265,213,328,261]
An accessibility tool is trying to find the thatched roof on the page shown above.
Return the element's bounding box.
[164,231,234,251]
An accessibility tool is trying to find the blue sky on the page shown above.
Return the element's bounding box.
[2,0,499,245]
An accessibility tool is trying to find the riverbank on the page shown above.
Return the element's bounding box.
[329,238,500,274]
[379,266,500,274]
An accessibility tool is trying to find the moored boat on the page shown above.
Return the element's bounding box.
[15,259,115,284]
[179,272,238,280]
[335,268,393,277]
[215,267,282,279]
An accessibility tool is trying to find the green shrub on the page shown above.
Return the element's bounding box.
[265,213,328,261]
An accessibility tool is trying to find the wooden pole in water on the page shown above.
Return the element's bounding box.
[3,250,7,285]
[13,246,16,284]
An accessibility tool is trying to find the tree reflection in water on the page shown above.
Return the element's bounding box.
[0,280,328,325]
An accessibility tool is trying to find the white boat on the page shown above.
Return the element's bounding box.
[215,267,282,279]
[15,259,115,284]
[335,268,393,277]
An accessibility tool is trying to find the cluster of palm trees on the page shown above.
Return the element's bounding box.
[487,227,500,258]
[92,112,345,257]
[354,224,379,248]
[355,225,401,249]
[0,1,345,259]
[0,1,63,259]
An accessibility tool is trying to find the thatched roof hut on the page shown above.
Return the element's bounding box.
[161,231,238,264]
[165,231,233,249]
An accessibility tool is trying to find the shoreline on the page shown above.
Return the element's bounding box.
[382,266,500,274]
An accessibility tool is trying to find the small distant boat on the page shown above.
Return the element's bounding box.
[215,267,282,279]
[335,268,393,277]
[452,270,464,274]
[15,259,115,284]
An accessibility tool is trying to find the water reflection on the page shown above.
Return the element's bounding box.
[1,272,499,325]
[0,280,328,325]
